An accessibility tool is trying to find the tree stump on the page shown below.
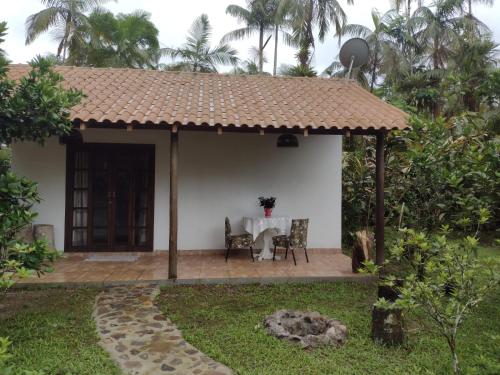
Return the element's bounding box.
[352,230,373,272]
[372,306,404,346]
[34,224,55,249]
[371,284,405,346]
[16,224,34,243]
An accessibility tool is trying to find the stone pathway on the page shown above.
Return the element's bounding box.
[94,285,232,375]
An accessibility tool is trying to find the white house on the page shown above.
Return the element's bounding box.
[8,65,408,278]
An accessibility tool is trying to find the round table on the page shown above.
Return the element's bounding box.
[243,216,291,261]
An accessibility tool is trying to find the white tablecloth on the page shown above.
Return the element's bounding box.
[243,216,292,240]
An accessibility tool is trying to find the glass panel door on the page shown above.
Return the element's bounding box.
[113,156,132,247]
[132,153,151,247]
[66,144,154,251]
[90,152,110,248]
[71,151,89,248]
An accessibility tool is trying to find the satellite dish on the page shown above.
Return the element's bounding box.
[339,38,369,78]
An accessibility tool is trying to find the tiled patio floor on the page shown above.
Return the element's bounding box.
[18,249,368,286]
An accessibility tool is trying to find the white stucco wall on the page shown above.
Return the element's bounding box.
[11,138,67,249]
[11,129,342,251]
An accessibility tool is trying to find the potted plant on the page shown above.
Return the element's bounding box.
[258,197,276,217]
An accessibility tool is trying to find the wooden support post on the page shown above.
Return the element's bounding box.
[168,129,178,279]
[375,130,385,266]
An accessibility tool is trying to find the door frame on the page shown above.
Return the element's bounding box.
[64,142,155,252]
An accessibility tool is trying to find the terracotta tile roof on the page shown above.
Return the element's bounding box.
[7,64,409,131]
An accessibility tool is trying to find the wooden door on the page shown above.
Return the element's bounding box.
[65,143,155,252]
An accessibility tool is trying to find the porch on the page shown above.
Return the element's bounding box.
[17,250,368,286]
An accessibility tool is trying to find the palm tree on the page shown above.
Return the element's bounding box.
[446,32,498,112]
[162,14,239,73]
[222,1,274,74]
[66,9,160,69]
[25,0,114,62]
[271,1,298,76]
[285,0,354,70]
[340,9,395,91]
[112,11,160,68]
[410,0,463,69]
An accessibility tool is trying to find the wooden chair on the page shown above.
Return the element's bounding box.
[225,217,255,262]
[272,219,309,266]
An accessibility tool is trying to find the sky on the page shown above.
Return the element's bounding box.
[2,0,499,73]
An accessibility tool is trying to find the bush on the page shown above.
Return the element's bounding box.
[342,113,500,245]
[365,224,500,375]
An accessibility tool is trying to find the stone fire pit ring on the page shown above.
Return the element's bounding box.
[264,310,348,348]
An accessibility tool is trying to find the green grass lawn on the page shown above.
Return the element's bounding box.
[158,245,500,375]
[0,289,121,375]
[0,245,497,375]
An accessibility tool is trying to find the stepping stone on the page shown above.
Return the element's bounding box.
[94,284,232,375]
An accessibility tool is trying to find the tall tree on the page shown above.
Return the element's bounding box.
[444,32,498,112]
[67,10,160,69]
[25,0,114,62]
[222,0,274,73]
[411,0,463,70]
[162,14,239,73]
[285,0,354,69]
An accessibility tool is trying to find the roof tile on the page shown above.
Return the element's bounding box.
[7,64,409,131]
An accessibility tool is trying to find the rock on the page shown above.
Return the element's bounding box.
[326,324,348,345]
[160,364,175,372]
[264,310,347,348]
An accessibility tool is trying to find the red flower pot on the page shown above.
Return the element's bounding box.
[264,207,273,217]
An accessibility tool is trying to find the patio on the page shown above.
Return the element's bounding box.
[17,249,368,286]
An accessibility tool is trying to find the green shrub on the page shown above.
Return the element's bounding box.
[364,222,500,375]
[342,113,500,245]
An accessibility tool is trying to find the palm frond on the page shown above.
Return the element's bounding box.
[221,27,258,43]
[225,4,253,22]
[25,7,64,44]
[341,24,372,39]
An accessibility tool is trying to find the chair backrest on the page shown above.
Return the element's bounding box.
[225,217,232,236]
[225,217,232,248]
[290,219,309,248]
